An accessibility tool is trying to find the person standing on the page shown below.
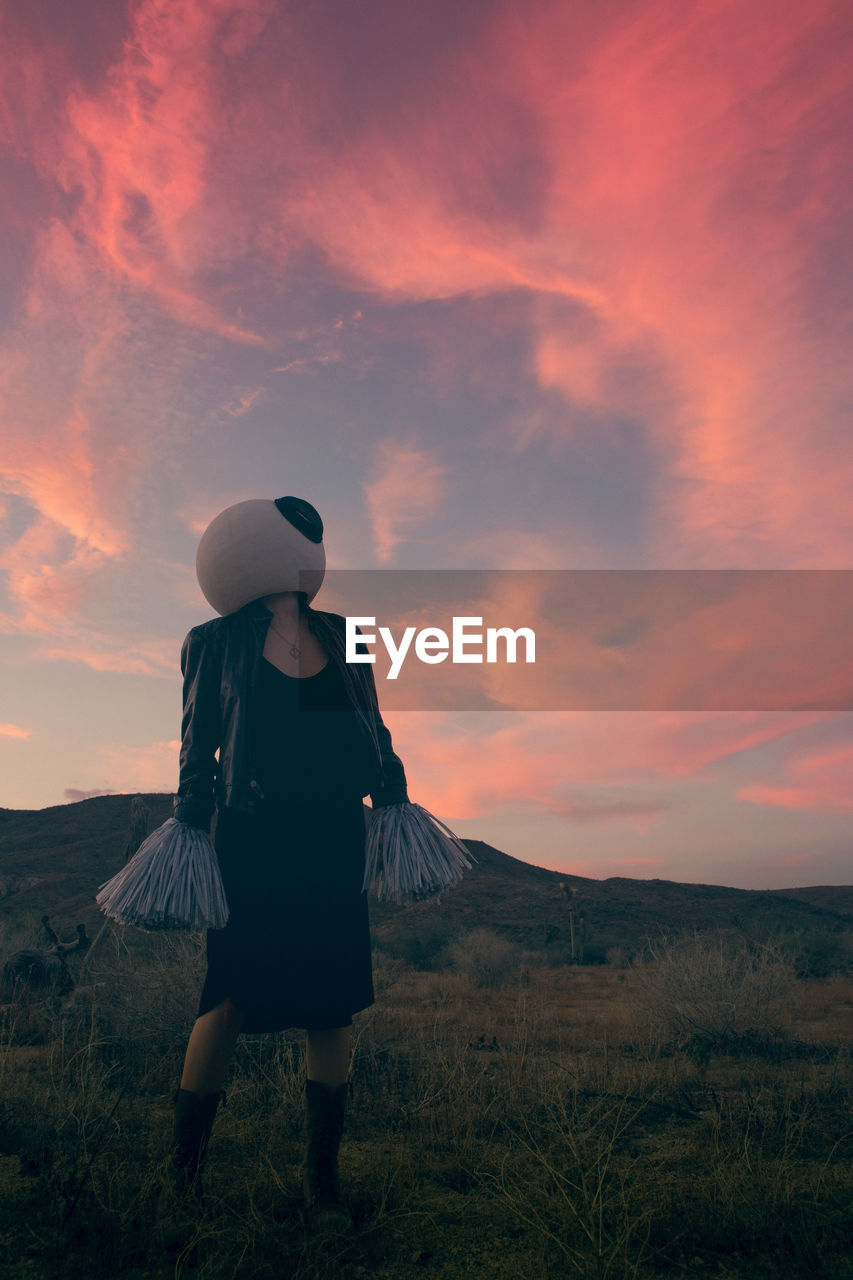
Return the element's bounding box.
[169,494,409,1231]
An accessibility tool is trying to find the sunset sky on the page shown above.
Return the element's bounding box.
[1,0,851,889]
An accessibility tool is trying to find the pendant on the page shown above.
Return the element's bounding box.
[290,643,301,658]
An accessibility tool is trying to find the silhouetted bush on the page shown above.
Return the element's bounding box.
[448,927,522,988]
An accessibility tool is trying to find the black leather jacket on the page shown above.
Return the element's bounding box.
[173,597,409,833]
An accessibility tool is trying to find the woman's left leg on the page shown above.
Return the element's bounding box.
[305,1025,351,1086]
[303,1025,352,1228]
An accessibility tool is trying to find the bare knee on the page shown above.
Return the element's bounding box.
[198,997,242,1030]
[306,1025,348,1044]
[216,996,242,1026]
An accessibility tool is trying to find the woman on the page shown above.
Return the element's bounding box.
[169,494,409,1230]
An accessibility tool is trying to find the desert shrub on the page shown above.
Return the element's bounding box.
[791,929,853,979]
[0,922,851,1279]
[448,927,522,988]
[489,1089,655,1276]
[378,919,458,971]
[632,929,797,1053]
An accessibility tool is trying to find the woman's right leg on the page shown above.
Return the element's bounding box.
[180,997,243,1094]
[168,998,243,1203]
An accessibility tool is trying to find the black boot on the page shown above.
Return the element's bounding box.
[170,1087,226,1202]
[303,1079,352,1231]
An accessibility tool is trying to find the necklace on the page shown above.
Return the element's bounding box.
[269,618,302,658]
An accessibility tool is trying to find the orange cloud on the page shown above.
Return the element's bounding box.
[74,738,182,799]
[0,723,33,739]
[64,787,118,802]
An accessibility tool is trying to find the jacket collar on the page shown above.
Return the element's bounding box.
[246,597,272,623]
[244,596,320,632]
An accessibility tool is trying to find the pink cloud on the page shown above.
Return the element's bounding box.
[221,388,263,417]
[750,850,825,872]
[0,3,274,645]
[53,2,270,344]
[0,515,118,620]
[737,741,853,812]
[458,528,597,570]
[610,857,666,869]
[2,0,852,662]
[268,0,853,565]
[0,225,147,635]
[363,439,448,562]
[384,706,828,824]
[28,637,176,678]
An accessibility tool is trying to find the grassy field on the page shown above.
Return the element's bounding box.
[0,918,851,1279]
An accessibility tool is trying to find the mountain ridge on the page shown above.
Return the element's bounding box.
[0,795,851,963]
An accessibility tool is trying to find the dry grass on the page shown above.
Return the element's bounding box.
[0,923,851,1279]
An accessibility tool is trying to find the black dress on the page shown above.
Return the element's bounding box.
[198,653,376,1033]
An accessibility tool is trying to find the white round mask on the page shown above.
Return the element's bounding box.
[195,495,326,616]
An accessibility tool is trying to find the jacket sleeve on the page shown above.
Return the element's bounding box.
[356,631,410,809]
[172,626,221,833]
[370,706,410,808]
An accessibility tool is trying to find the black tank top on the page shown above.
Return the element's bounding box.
[253,655,371,808]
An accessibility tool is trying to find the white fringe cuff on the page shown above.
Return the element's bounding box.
[363,802,475,904]
[96,818,230,930]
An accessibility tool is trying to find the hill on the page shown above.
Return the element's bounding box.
[369,838,853,963]
[0,794,851,964]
